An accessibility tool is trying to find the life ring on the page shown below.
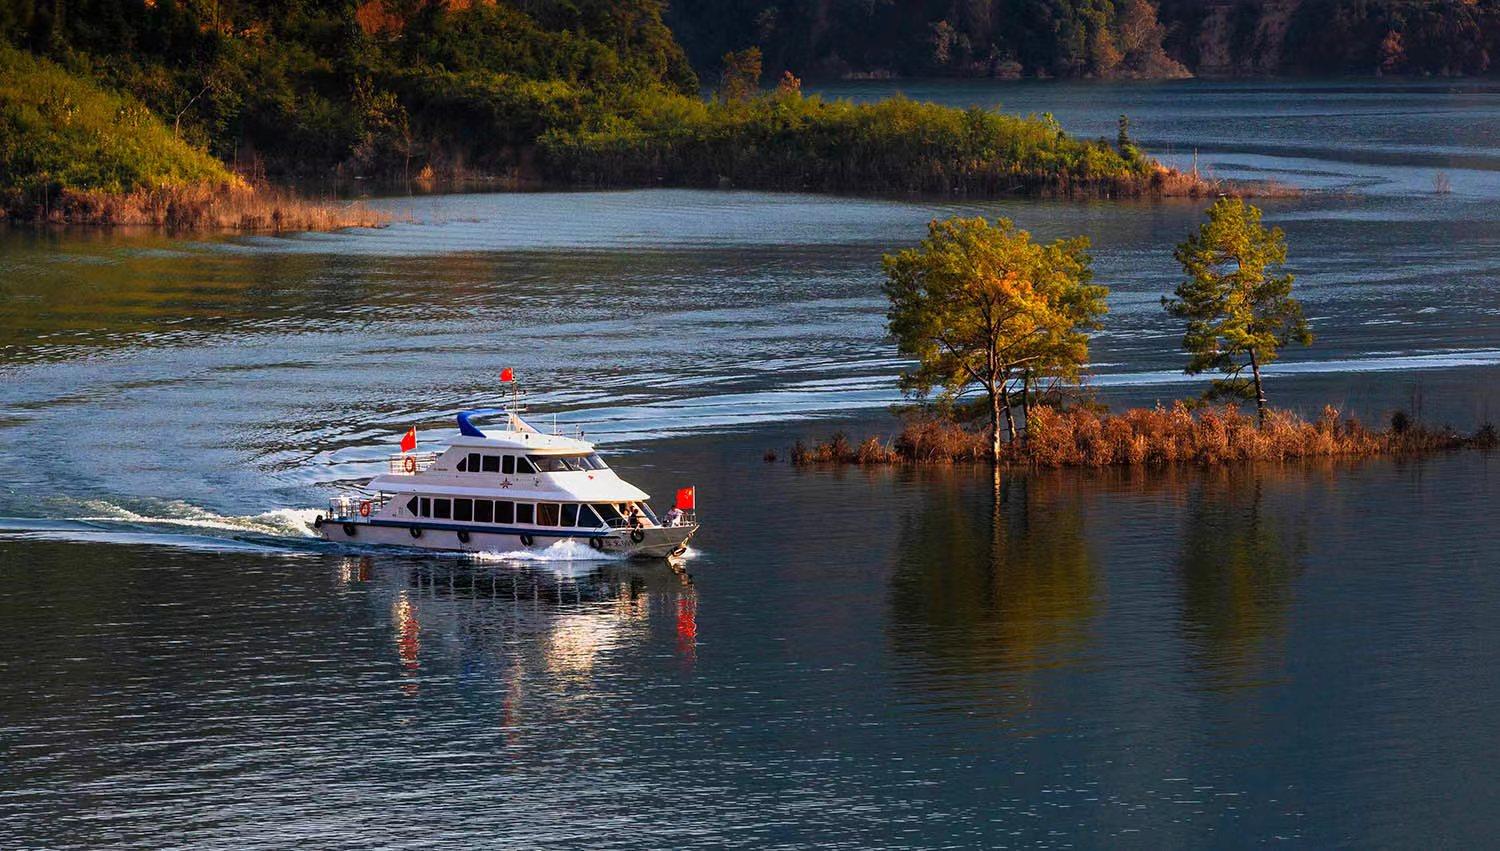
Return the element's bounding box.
[409,526,422,539]
[359,500,372,517]
[313,515,324,529]
[519,533,535,547]
[457,530,471,544]
[343,522,357,536]
[630,529,645,544]
[588,536,604,551]
[403,455,417,473]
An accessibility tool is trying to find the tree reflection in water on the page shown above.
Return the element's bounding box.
[888,468,1097,709]
[1176,468,1307,689]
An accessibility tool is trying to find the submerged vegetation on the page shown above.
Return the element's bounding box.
[789,200,1495,470]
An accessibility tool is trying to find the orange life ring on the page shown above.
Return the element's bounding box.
[403,455,417,473]
[359,500,372,517]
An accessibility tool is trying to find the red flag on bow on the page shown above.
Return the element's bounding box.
[500,368,515,383]
[675,487,696,510]
[400,426,417,453]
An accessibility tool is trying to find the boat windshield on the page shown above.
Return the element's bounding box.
[528,453,609,472]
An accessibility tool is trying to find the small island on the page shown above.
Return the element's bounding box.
[786,199,1497,469]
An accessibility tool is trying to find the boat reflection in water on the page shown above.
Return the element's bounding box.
[336,555,698,700]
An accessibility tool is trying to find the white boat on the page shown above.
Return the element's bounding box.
[315,407,698,559]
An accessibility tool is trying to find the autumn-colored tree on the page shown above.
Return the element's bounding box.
[1164,198,1312,425]
[884,217,1108,463]
[718,47,762,103]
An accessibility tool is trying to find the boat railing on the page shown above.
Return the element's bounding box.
[388,452,439,475]
[604,510,695,530]
[327,494,386,522]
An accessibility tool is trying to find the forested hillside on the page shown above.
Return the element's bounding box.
[667,0,1500,80]
[667,0,1189,80]
[2,0,1200,221]
[1,0,696,180]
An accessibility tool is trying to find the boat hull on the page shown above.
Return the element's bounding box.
[317,519,696,560]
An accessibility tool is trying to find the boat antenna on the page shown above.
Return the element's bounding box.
[500,368,525,428]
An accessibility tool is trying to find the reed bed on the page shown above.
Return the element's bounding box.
[10,183,390,231]
[790,404,1494,468]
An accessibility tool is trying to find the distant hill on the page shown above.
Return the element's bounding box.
[667,0,1500,80]
[667,0,1190,81]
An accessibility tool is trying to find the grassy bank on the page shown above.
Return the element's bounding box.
[0,48,383,230]
[788,404,1496,468]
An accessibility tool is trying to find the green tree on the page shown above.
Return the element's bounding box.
[884,217,1108,464]
[1164,198,1311,425]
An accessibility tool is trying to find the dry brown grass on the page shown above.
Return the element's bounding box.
[9,182,390,231]
[1148,166,1301,200]
[791,404,1489,469]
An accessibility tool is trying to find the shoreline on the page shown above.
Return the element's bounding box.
[0,183,391,232]
[779,404,1498,470]
[0,170,1293,233]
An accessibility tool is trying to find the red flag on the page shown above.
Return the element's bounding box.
[400,426,416,453]
[675,486,695,510]
[500,368,515,383]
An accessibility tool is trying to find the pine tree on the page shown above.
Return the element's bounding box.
[1164,198,1312,425]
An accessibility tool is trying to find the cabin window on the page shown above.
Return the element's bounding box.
[420,497,431,517]
[475,500,493,524]
[454,498,473,522]
[482,455,500,473]
[579,504,605,528]
[406,497,418,515]
[529,456,564,473]
[537,503,560,526]
[502,455,515,475]
[516,456,536,474]
[456,456,467,472]
[515,502,534,524]
[561,504,579,527]
[495,500,514,524]
[594,502,624,524]
[434,498,452,520]
[468,452,481,472]
[585,453,609,470]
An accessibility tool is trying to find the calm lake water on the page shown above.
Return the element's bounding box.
[2,80,1499,847]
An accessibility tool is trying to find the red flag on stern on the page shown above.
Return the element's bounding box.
[675,487,696,510]
[500,368,515,383]
[400,426,417,453]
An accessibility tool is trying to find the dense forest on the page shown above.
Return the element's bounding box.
[668,0,1500,79]
[2,0,1192,222]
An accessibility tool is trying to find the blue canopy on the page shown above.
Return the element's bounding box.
[456,408,507,438]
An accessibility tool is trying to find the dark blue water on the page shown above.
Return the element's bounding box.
[2,79,1499,847]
